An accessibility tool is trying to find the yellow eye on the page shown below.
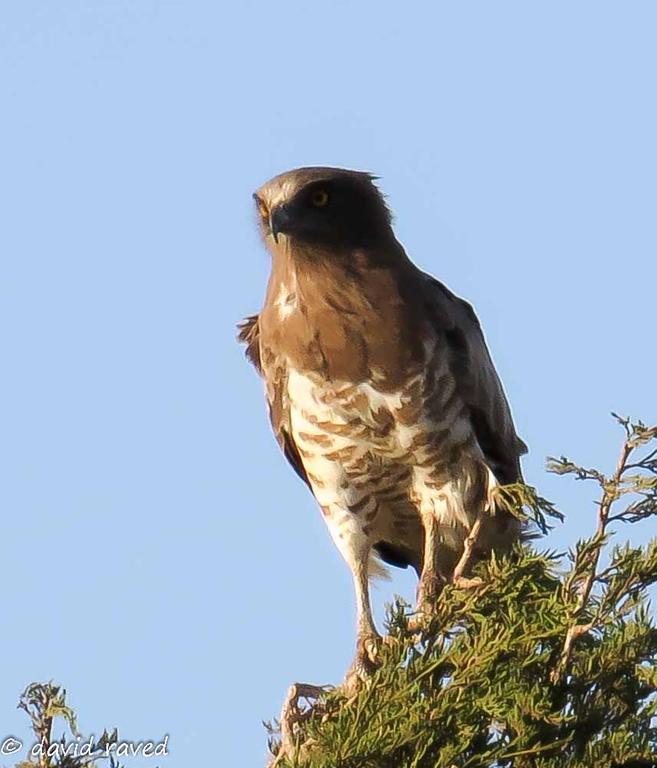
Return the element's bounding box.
[310,189,330,208]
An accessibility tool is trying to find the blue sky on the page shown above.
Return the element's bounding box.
[1,2,655,766]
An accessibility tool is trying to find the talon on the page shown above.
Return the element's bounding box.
[416,571,444,618]
[343,632,381,694]
[452,575,484,589]
[406,614,426,635]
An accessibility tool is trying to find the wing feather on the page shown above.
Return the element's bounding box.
[421,275,526,484]
[237,313,311,489]
[236,314,262,372]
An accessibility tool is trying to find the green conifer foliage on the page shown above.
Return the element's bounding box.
[267,417,657,768]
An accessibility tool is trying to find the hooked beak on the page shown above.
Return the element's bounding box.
[270,205,293,244]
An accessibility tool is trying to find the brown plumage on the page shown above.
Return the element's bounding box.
[238,167,526,682]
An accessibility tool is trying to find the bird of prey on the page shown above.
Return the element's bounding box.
[238,167,526,683]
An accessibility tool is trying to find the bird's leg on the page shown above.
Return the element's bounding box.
[343,555,381,693]
[414,512,444,625]
[451,513,484,588]
[451,468,497,588]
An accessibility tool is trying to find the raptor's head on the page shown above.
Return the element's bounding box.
[253,167,394,251]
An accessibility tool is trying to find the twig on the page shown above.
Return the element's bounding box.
[551,432,635,682]
[272,683,331,766]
